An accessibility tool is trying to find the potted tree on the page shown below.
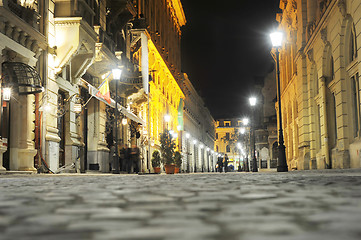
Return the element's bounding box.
[151,150,161,173]
[160,130,175,174]
[174,151,182,173]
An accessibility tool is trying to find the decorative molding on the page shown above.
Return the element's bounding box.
[321,28,327,44]
[337,0,346,17]
[307,49,314,63]
[291,0,297,11]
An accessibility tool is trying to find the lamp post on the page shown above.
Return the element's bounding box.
[249,97,258,172]
[164,114,171,130]
[112,68,122,174]
[270,31,288,172]
[242,118,250,172]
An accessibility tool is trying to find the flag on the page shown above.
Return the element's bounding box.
[178,98,184,131]
[96,79,111,104]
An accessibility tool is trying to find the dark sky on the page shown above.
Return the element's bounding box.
[181,0,280,119]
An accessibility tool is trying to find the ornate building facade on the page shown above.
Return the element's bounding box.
[0,0,216,174]
[180,73,216,172]
[276,0,361,170]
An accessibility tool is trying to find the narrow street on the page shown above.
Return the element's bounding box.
[1,170,361,240]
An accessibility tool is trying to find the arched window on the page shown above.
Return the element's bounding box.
[351,74,360,137]
[349,24,358,63]
[272,142,278,160]
[330,56,335,81]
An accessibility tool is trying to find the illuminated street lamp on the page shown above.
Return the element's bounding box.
[249,96,258,172]
[242,117,250,172]
[270,31,288,172]
[242,117,249,126]
[164,114,171,129]
[112,68,122,174]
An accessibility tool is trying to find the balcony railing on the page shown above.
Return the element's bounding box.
[1,0,40,30]
[94,26,116,53]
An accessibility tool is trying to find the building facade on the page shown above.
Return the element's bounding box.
[180,73,216,172]
[0,0,216,174]
[215,118,246,170]
[276,0,361,170]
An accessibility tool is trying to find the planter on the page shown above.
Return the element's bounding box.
[164,164,175,174]
[153,167,161,174]
[174,167,180,173]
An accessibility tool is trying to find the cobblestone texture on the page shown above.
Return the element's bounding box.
[1,169,361,240]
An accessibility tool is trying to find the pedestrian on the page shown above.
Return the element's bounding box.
[124,145,131,173]
[223,154,229,173]
[130,145,140,173]
[217,156,223,173]
[119,145,125,172]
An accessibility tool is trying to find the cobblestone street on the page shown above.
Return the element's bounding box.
[0,170,361,240]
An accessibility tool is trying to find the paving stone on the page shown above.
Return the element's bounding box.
[55,206,123,215]
[91,210,153,220]
[1,170,361,240]
[24,214,83,226]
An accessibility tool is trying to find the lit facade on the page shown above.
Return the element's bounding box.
[0,0,215,174]
[0,0,47,172]
[215,119,246,169]
[276,0,361,170]
[180,73,216,172]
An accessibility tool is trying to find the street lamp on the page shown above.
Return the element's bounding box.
[112,68,122,174]
[241,117,250,172]
[270,31,288,172]
[164,114,171,129]
[249,96,258,172]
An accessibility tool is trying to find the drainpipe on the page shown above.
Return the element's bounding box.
[321,76,331,168]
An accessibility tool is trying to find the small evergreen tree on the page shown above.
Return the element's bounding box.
[151,150,161,168]
[160,130,175,165]
[174,151,182,168]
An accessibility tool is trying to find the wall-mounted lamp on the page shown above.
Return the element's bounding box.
[3,87,11,101]
[73,103,82,113]
[122,118,128,125]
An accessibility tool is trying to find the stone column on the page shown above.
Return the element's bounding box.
[0,139,6,172]
[10,94,37,171]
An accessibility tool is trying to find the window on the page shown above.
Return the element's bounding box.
[225,122,230,127]
[216,133,218,139]
[226,145,230,152]
[350,24,358,63]
[317,105,322,150]
[351,74,360,137]
[226,133,230,140]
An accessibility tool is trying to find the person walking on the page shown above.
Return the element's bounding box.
[223,154,229,173]
[217,156,223,173]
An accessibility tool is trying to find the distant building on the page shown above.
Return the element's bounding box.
[180,73,216,172]
[215,118,246,170]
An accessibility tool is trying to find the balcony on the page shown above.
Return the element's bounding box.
[0,0,40,30]
[0,0,46,58]
[94,26,115,53]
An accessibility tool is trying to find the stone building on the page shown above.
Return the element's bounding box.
[0,0,47,172]
[276,0,361,170]
[180,73,216,172]
[0,0,216,174]
[215,118,246,170]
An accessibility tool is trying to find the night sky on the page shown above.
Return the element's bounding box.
[181,0,280,119]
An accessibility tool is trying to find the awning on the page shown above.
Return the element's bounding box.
[2,62,44,95]
[83,80,145,125]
